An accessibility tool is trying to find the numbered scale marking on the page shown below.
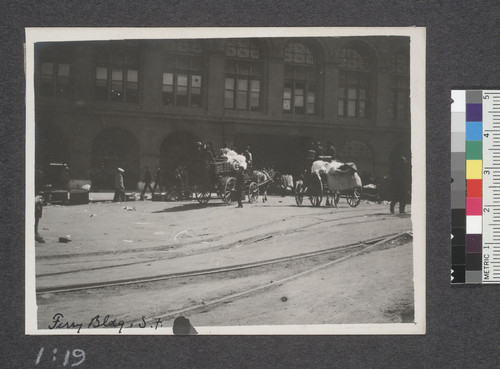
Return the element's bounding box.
[482,91,500,283]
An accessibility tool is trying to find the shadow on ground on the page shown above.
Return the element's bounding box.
[152,202,228,213]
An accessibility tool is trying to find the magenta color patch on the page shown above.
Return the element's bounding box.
[466,198,482,215]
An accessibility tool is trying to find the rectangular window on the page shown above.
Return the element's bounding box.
[236,78,248,109]
[40,61,72,97]
[110,68,123,102]
[94,51,141,103]
[191,74,202,107]
[225,77,235,108]
[177,73,188,106]
[162,72,174,105]
[95,66,108,101]
[126,69,139,103]
[40,62,54,96]
[392,76,409,120]
[338,71,369,118]
[163,56,204,107]
[225,60,260,111]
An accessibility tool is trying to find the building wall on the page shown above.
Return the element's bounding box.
[35,37,410,190]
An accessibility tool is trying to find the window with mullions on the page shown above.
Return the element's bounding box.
[95,51,140,103]
[338,47,371,118]
[391,54,410,120]
[224,39,262,111]
[163,40,204,107]
[283,42,317,115]
[39,59,72,98]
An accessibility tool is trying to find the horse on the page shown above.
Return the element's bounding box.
[252,169,274,202]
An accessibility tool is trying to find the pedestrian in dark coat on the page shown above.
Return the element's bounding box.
[140,166,153,200]
[390,156,411,214]
[113,168,126,202]
[152,166,163,194]
[235,166,245,208]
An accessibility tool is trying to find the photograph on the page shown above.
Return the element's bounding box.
[25,27,425,335]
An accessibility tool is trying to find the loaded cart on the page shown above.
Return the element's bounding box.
[295,161,362,207]
[193,160,259,205]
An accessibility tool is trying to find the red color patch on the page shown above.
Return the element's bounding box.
[467,179,482,198]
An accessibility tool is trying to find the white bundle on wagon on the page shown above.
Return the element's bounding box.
[311,159,362,191]
[223,149,248,170]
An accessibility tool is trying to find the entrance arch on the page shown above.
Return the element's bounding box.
[160,131,201,187]
[91,128,140,190]
[35,122,71,187]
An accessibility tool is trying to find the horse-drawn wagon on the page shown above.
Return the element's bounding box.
[192,158,274,205]
[295,160,362,208]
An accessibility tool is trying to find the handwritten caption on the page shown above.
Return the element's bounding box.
[48,313,163,334]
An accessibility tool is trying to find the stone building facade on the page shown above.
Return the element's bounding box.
[35,36,410,190]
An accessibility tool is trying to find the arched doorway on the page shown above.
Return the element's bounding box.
[338,140,374,175]
[160,131,201,187]
[35,122,71,189]
[91,128,139,190]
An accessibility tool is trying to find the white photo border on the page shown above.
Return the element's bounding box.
[25,27,426,335]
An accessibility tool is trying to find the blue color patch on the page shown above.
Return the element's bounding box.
[466,121,482,141]
[466,103,482,122]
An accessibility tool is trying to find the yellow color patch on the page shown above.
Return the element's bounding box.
[466,160,482,179]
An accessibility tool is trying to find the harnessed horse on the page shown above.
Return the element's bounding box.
[252,169,273,202]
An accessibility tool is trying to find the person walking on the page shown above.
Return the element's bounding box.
[140,166,153,200]
[113,167,126,202]
[152,166,163,194]
[235,166,245,208]
[390,156,411,214]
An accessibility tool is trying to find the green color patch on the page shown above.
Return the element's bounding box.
[466,141,482,160]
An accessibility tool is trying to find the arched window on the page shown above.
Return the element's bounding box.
[162,40,204,107]
[338,46,371,118]
[391,53,410,121]
[283,42,318,115]
[224,39,262,111]
[95,44,140,103]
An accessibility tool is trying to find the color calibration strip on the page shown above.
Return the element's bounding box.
[451,90,500,284]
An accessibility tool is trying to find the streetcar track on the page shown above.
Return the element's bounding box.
[36,232,404,294]
[134,232,411,324]
[36,215,393,278]
[36,206,373,261]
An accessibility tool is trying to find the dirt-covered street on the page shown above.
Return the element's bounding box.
[32,194,414,333]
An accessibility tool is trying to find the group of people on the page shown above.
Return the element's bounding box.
[133,141,253,206]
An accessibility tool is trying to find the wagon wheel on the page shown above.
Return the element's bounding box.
[194,184,211,204]
[248,182,259,203]
[347,188,361,207]
[309,174,323,207]
[223,177,236,205]
[295,181,304,206]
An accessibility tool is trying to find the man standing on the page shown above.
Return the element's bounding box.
[140,166,153,200]
[390,156,411,214]
[113,167,125,202]
[235,166,245,208]
[152,166,163,194]
[243,146,253,171]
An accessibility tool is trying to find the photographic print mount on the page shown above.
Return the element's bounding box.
[25,27,426,335]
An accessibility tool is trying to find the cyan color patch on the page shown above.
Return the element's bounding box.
[466,121,482,141]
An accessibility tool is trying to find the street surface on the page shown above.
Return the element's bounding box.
[33,193,413,332]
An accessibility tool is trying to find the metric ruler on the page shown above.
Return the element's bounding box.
[451,90,500,284]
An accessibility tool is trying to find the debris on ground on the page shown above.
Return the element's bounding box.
[58,235,72,243]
